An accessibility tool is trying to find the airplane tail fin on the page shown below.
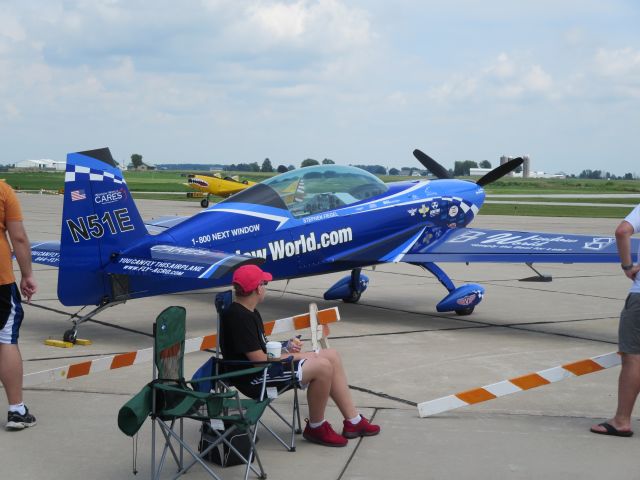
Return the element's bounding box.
[58,148,147,306]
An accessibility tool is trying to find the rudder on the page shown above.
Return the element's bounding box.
[59,148,147,306]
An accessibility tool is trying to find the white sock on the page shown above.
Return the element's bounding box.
[348,414,362,425]
[309,419,325,429]
[9,403,26,415]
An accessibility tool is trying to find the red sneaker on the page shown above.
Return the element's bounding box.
[342,416,381,439]
[303,420,348,447]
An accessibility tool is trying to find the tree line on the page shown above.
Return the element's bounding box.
[127,153,638,179]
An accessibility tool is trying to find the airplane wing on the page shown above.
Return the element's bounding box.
[400,227,638,263]
[325,225,427,263]
[105,245,262,279]
[31,242,61,266]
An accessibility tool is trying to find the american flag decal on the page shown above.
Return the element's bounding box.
[70,189,86,201]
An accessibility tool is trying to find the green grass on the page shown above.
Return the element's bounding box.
[4,170,639,217]
[2,170,272,192]
[486,197,637,204]
[479,203,633,218]
[483,177,640,194]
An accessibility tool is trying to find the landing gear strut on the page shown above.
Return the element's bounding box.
[418,262,484,315]
[342,268,364,303]
[323,268,369,303]
[61,299,125,344]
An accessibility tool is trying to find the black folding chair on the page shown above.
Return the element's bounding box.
[205,290,303,451]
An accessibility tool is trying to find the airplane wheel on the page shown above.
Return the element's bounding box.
[63,329,77,343]
[342,291,361,303]
[455,307,475,316]
[200,198,209,208]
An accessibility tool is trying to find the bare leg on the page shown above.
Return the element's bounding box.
[317,349,358,419]
[613,353,640,428]
[592,353,640,433]
[0,344,23,405]
[300,356,333,423]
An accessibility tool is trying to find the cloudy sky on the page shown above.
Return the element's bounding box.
[1,0,639,175]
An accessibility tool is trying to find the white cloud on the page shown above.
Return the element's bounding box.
[0,0,638,174]
[0,10,26,42]
[217,0,372,56]
[428,53,555,102]
[594,47,640,77]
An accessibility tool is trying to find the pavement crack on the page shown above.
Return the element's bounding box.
[348,385,417,407]
[337,408,380,480]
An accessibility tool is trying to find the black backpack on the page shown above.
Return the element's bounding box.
[199,421,258,467]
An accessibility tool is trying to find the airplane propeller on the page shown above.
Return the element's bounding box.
[412,149,523,187]
[412,149,452,179]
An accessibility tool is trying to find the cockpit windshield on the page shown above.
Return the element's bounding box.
[262,165,388,218]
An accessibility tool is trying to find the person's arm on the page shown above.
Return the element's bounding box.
[616,220,640,281]
[6,220,37,302]
[245,349,268,362]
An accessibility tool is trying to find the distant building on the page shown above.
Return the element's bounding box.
[529,171,566,179]
[522,155,530,178]
[469,167,492,176]
[500,154,531,178]
[126,162,156,171]
[14,159,66,171]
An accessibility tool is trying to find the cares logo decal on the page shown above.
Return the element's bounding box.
[94,188,127,205]
[456,293,477,306]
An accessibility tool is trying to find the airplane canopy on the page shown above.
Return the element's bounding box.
[262,165,388,218]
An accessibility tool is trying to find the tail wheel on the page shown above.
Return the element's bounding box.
[63,329,78,343]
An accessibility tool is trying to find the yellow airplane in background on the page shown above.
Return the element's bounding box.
[184,173,257,207]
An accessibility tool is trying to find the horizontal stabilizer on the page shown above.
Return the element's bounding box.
[31,242,61,267]
[106,245,262,279]
[401,227,637,263]
[144,216,190,234]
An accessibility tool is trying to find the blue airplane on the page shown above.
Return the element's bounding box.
[31,148,638,342]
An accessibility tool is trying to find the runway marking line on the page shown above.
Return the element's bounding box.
[417,351,620,417]
[24,306,340,387]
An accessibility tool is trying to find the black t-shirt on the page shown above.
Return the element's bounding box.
[220,302,268,385]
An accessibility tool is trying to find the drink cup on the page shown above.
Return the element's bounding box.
[266,341,282,360]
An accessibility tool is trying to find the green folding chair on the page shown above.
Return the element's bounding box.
[118,306,271,480]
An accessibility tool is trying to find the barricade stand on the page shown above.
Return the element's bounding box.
[417,351,621,418]
[24,306,340,387]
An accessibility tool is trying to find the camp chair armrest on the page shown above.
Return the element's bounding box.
[204,366,267,382]
[215,357,296,372]
[153,382,214,399]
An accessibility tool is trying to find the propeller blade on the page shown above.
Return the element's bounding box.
[412,149,452,179]
[476,157,524,187]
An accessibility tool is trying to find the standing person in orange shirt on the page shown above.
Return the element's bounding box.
[0,182,37,430]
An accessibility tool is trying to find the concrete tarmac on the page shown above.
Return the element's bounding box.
[1,194,638,480]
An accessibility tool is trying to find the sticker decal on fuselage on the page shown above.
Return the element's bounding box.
[190,223,261,246]
[238,227,353,260]
[66,208,135,243]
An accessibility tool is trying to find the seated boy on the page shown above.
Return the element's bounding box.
[220,264,380,447]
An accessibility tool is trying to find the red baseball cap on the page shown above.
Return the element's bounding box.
[232,265,273,293]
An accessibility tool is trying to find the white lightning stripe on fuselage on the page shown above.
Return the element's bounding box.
[198,257,227,279]
[203,208,290,229]
[389,227,427,263]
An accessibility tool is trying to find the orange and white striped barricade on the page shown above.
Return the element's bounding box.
[24,305,340,387]
[417,351,621,417]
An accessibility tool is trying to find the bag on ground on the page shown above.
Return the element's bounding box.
[198,421,257,467]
